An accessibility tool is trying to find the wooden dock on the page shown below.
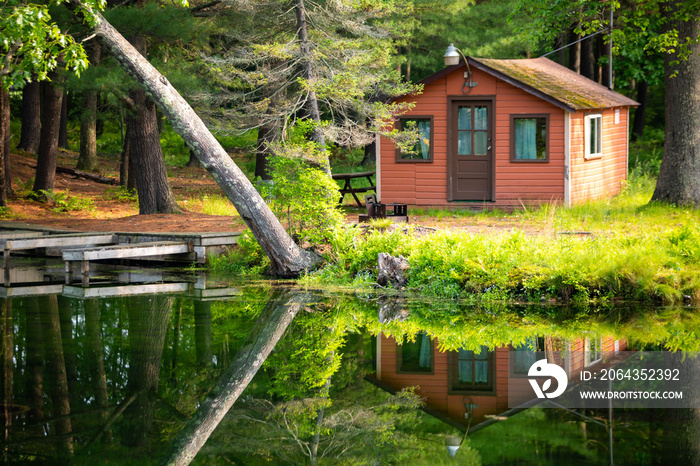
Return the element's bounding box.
[0,222,239,285]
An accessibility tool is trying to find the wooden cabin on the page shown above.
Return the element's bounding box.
[369,334,627,428]
[377,58,639,208]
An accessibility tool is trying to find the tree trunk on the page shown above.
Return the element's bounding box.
[78,43,102,171]
[600,37,612,89]
[122,295,172,447]
[170,299,182,384]
[58,297,79,407]
[120,121,131,187]
[25,298,45,429]
[0,89,9,206]
[162,290,313,466]
[58,90,69,149]
[661,352,700,464]
[69,3,320,276]
[651,9,700,206]
[33,75,64,193]
[185,149,199,167]
[254,120,279,180]
[580,36,595,80]
[568,31,581,73]
[17,81,41,154]
[3,89,10,197]
[39,295,74,456]
[127,89,180,214]
[1,299,13,450]
[84,299,109,416]
[360,140,376,167]
[194,301,213,369]
[126,35,179,215]
[631,81,648,142]
[309,371,332,465]
[556,34,566,65]
[294,0,331,175]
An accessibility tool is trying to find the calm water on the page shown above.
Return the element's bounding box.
[0,275,699,465]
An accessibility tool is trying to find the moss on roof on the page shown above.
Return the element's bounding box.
[474,58,638,111]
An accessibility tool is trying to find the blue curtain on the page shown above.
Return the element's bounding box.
[458,349,473,382]
[515,118,537,159]
[474,347,488,383]
[417,120,431,159]
[419,333,431,368]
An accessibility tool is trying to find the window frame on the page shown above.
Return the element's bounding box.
[447,346,496,395]
[396,332,435,375]
[395,115,435,163]
[584,114,603,160]
[584,338,603,367]
[510,336,546,377]
[509,114,550,163]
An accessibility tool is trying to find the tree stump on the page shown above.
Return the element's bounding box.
[377,253,409,288]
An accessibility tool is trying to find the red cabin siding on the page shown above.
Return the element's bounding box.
[569,108,629,203]
[378,64,631,208]
[376,334,628,427]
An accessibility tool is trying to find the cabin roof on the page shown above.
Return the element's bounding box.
[420,57,639,112]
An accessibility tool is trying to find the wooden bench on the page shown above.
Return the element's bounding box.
[332,171,376,207]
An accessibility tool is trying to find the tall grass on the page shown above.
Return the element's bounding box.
[306,170,700,305]
[188,194,239,216]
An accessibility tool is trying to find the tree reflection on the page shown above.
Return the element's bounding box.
[163,289,313,465]
[39,295,73,457]
[121,295,173,448]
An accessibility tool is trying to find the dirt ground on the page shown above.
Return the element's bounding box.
[4,149,530,235]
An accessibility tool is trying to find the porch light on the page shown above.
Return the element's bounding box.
[444,397,478,457]
[443,43,475,94]
[444,43,461,66]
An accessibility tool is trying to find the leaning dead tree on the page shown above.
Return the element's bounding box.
[67,0,320,277]
[161,290,314,465]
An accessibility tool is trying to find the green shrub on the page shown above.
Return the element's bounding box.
[209,230,269,276]
[103,186,138,203]
[36,189,95,213]
[264,155,343,248]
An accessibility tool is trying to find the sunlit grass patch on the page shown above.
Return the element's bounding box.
[187,194,239,216]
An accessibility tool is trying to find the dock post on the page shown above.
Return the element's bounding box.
[81,260,90,286]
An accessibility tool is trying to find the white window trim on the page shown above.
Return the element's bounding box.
[584,338,603,367]
[584,114,603,160]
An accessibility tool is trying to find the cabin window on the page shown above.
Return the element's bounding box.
[585,114,603,159]
[510,114,549,162]
[448,345,494,393]
[396,331,434,373]
[396,116,433,163]
[584,338,603,366]
[511,336,545,375]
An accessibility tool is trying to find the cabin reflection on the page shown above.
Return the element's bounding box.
[369,333,627,429]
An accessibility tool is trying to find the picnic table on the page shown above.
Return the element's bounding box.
[332,171,376,207]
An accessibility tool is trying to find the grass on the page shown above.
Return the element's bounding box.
[303,171,700,305]
[187,194,239,216]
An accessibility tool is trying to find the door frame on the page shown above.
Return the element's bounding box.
[446,95,496,202]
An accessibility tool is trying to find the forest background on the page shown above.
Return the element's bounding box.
[2,0,700,300]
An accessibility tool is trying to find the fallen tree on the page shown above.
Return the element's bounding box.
[66,0,321,277]
[161,290,313,465]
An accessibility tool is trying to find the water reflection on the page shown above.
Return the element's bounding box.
[370,333,627,427]
[0,283,698,464]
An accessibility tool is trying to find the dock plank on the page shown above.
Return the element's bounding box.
[63,282,189,299]
[1,233,117,251]
[63,241,192,261]
[0,231,44,239]
[0,284,64,297]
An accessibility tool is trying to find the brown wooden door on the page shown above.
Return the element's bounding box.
[449,101,493,201]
